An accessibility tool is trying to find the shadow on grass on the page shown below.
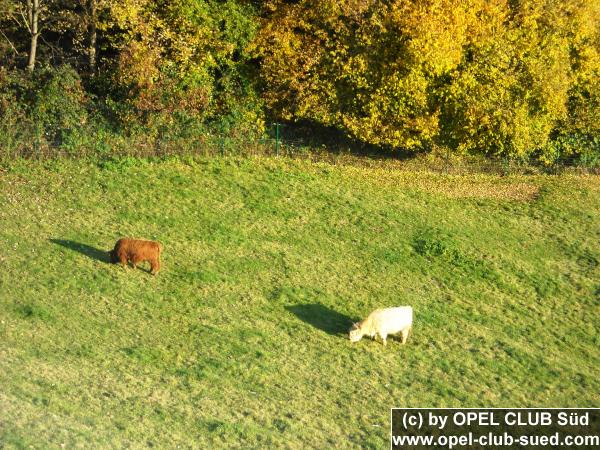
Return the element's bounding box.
[50,239,110,263]
[285,303,354,336]
[275,120,414,161]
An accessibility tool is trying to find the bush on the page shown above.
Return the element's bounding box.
[31,65,89,146]
[0,68,35,158]
[0,65,89,158]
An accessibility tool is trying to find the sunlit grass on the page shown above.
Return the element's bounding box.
[1,157,599,448]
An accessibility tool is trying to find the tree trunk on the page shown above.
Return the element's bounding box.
[26,0,40,72]
[87,0,96,72]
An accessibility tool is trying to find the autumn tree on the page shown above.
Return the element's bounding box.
[100,0,262,132]
[560,0,600,155]
[439,0,598,160]
[252,0,483,150]
[253,0,600,159]
[0,0,97,70]
[85,0,96,71]
[0,0,43,69]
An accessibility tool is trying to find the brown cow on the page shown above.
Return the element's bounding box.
[109,238,162,275]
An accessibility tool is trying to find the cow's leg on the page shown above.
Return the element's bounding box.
[401,327,411,344]
[150,257,160,275]
[380,333,387,346]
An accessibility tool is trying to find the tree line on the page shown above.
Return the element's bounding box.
[0,0,598,162]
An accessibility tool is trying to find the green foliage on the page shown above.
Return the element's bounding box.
[0,68,34,157]
[545,134,600,167]
[0,65,88,157]
[31,65,89,144]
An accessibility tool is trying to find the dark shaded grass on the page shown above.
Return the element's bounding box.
[285,303,354,336]
[50,239,110,263]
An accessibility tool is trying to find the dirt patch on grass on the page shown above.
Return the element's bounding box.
[338,166,542,201]
[411,178,541,201]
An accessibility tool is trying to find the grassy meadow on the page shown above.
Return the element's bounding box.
[0,156,599,448]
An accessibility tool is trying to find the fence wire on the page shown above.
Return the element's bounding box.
[2,129,599,176]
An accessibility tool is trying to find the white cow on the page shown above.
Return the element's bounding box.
[349,306,413,346]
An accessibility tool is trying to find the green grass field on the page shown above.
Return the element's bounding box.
[1,156,599,448]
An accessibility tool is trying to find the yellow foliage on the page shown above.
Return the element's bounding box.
[254,0,599,158]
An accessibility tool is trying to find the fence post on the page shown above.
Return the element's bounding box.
[444,147,450,174]
[274,122,280,156]
[35,121,42,158]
